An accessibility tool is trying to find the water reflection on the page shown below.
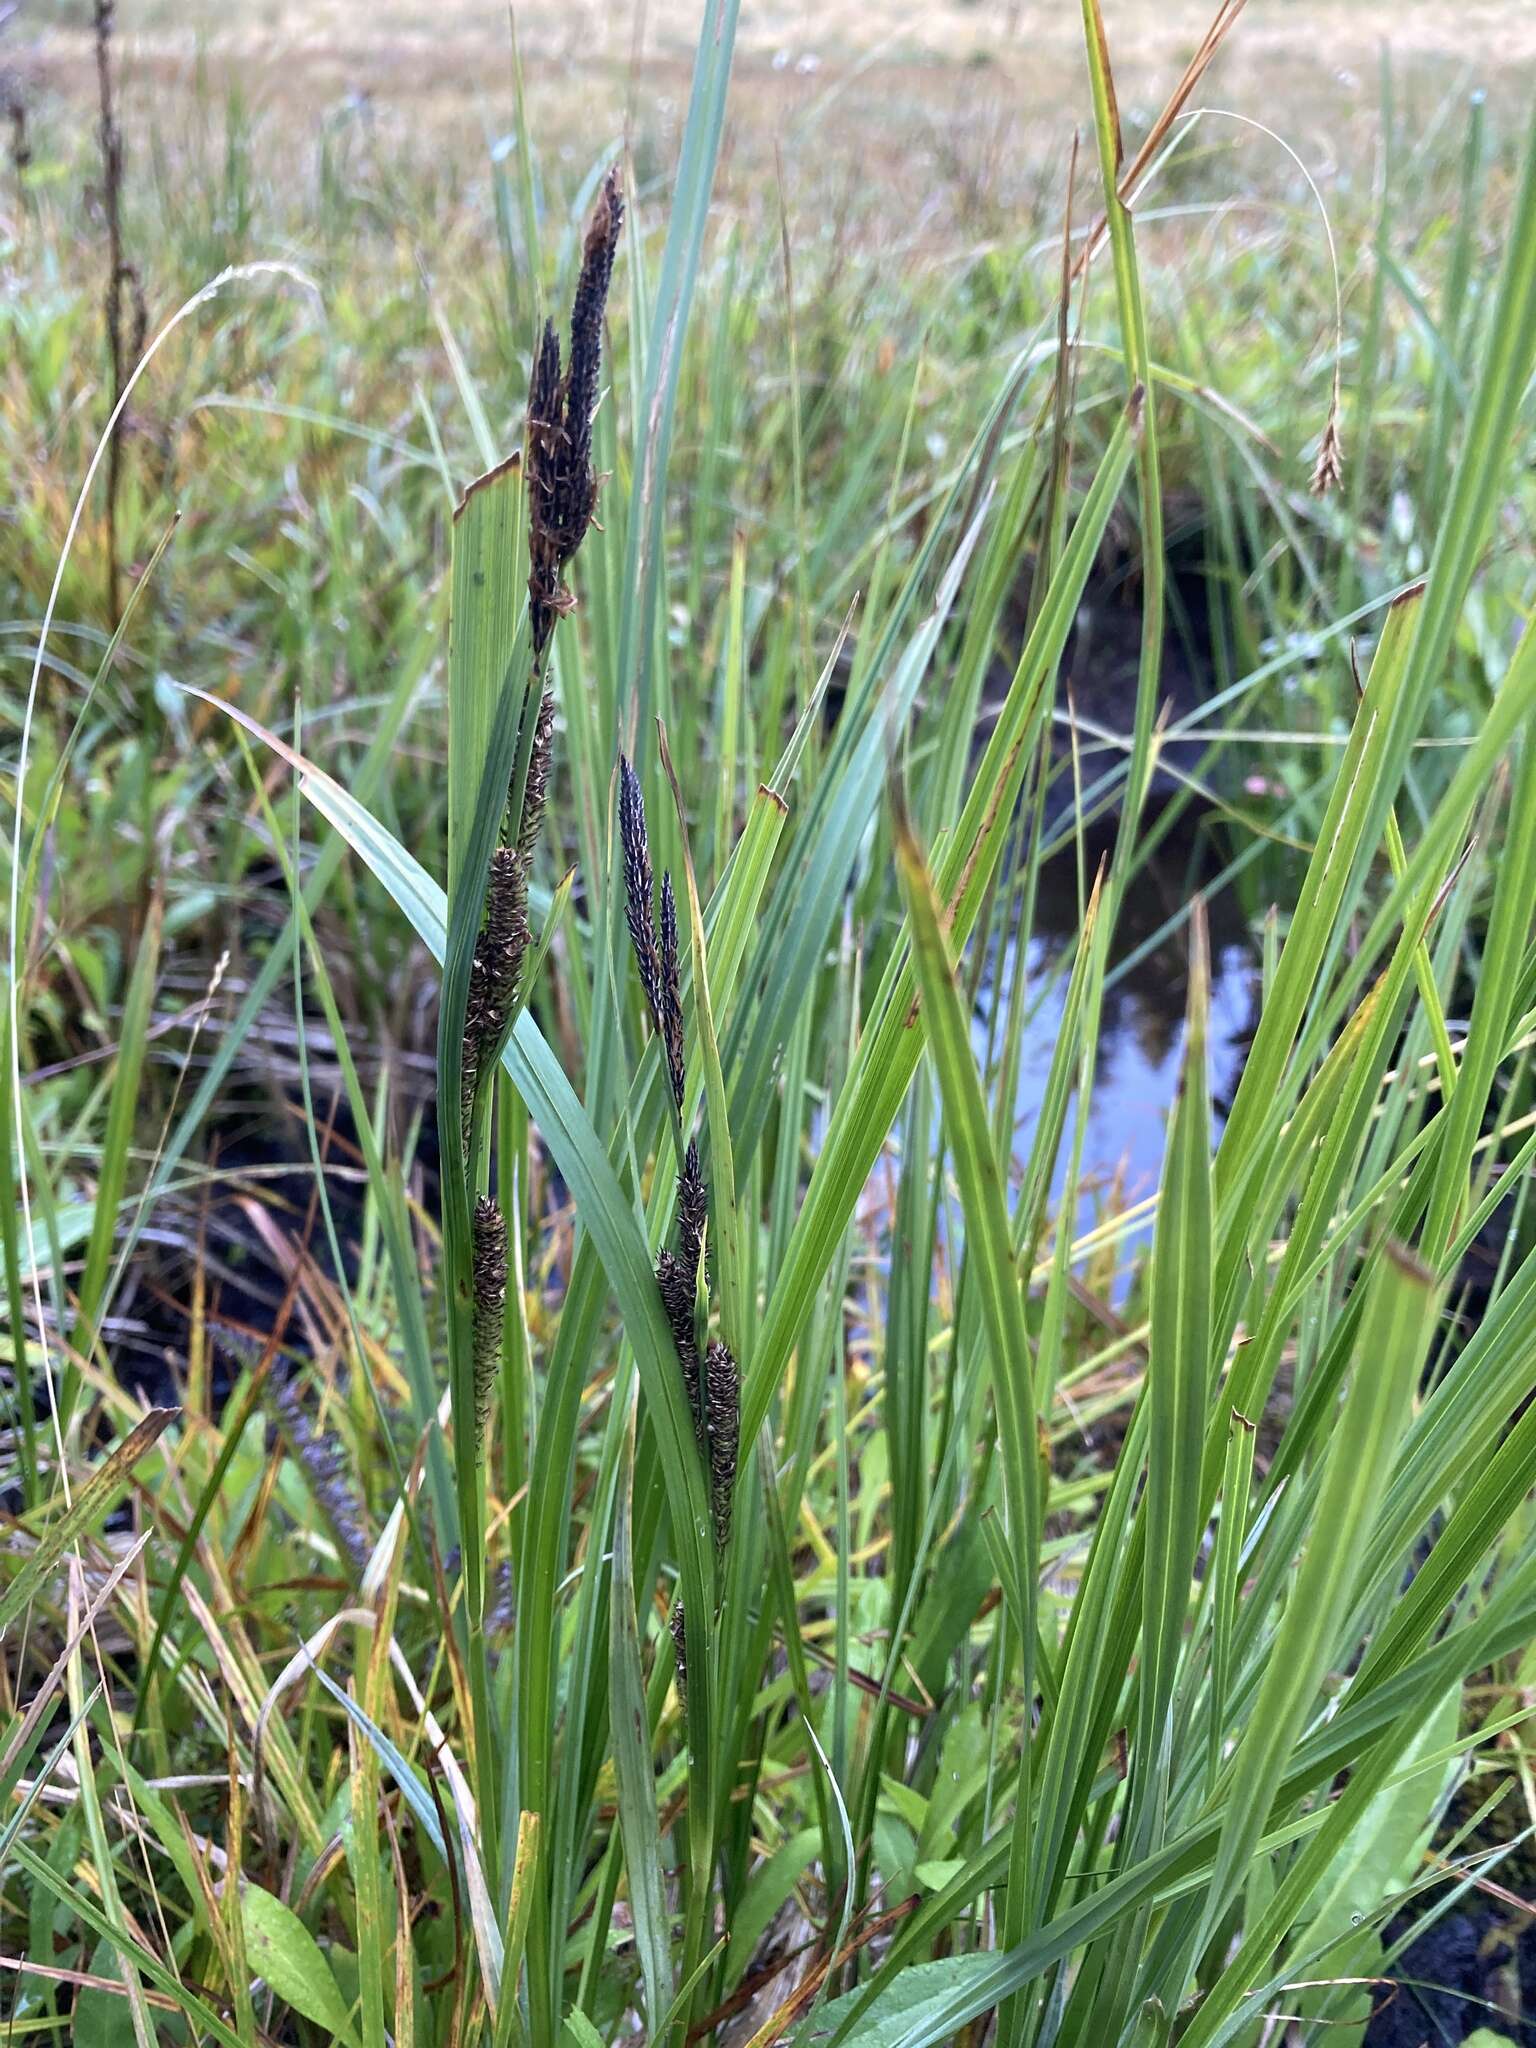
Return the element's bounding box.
[981,821,1259,1254]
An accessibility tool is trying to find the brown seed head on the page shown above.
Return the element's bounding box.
[1310,371,1345,497]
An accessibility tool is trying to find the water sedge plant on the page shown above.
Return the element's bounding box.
[4,2,1536,2046]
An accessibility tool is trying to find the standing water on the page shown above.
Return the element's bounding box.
[980,821,1259,1268]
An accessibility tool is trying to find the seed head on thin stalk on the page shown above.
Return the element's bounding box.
[1311,366,1345,498]
[1186,109,1346,495]
[675,1139,708,1293]
[515,689,557,864]
[619,756,690,1173]
[655,1139,709,1450]
[566,169,624,470]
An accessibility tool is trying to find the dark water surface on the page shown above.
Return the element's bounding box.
[980,820,1260,1259]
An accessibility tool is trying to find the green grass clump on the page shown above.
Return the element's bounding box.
[4,4,1536,2044]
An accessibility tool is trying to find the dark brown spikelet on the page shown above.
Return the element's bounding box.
[526,319,566,662]
[664,1138,710,1445]
[266,1368,372,1579]
[472,1195,509,1439]
[1310,366,1345,498]
[670,1597,688,1702]
[657,1247,703,1442]
[619,755,665,1025]
[704,1339,739,1551]
[461,846,531,1138]
[515,691,557,866]
[566,168,624,483]
[676,1140,708,1272]
[526,166,625,665]
[658,873,687,1113]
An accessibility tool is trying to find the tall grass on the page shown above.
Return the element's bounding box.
[4,6,1536,2045]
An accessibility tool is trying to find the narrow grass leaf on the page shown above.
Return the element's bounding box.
[0,1409,175,1637]
[608,1394,673,2029]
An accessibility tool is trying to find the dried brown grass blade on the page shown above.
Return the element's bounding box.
[1073,0,1249,279]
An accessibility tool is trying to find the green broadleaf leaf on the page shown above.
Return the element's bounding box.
[817,1954,1002,2047]
[240,1882,361,2048]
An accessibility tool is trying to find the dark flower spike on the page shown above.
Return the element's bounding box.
[461,845,531,1138]
[566,167,624,483]
[618,749,712,1483]
[617,761,689,1120]
[619,754,665,1027]
[450,173,624,1550]
[704,1339,739,1551]
[472,1195,509,1440]
[658,873,687,1114]
[676,1140,707,1279]
[526,319,568,664]
[267,1368,372,1579]
[615,722,746,1591]
[516,690,556,867]
[527,165,625,666]
[657,1246,704,1446]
